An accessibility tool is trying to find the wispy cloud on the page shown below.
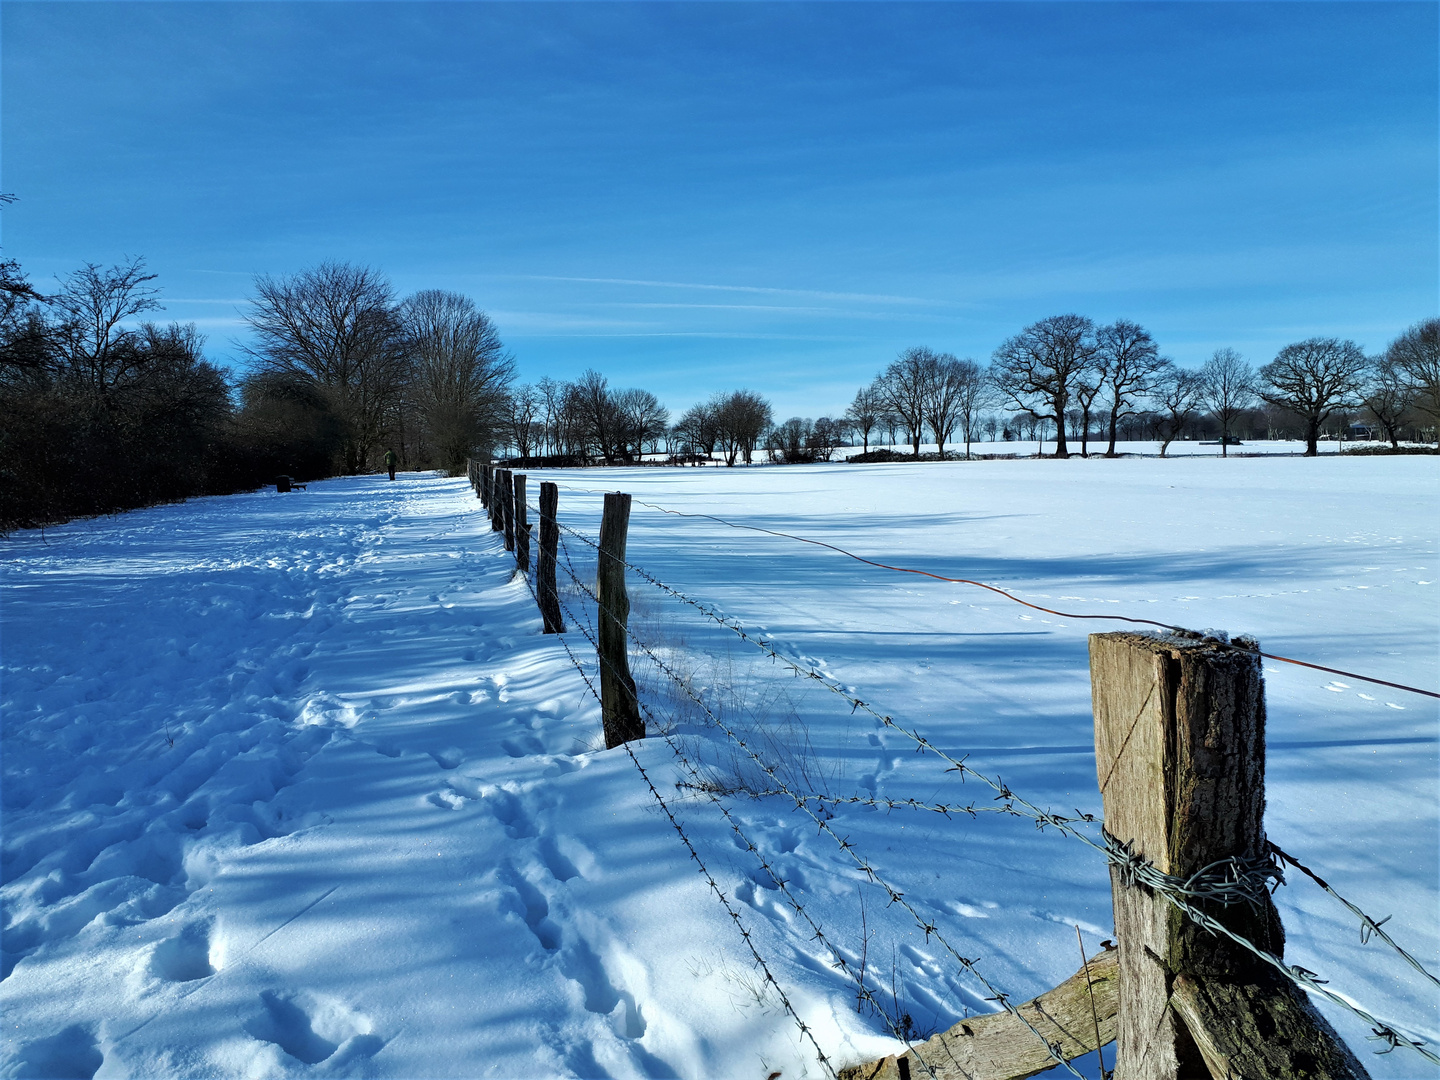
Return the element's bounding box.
[516,274,943,307]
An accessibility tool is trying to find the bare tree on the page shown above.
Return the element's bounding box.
[398,289,514,473]
[1361,355,1412,449]
[49,258,162,400]
[876,347,935,457]
[506,383,540,459]
[613,387,669,459]
[536,376,564,456]
[1387,318,1440,444]
[951,359,993,459]
[1095,320,1164,456]
[990,315,1098,458]
[921,353,967,458]
[1152,362,1203,457]
[1258,338,1367,456]
[672,401,720,459]
[1198,347,1256,457]
[570,369,622,462]
[845,383,883,454]
[246,263,411,473]
[722,389,772,464]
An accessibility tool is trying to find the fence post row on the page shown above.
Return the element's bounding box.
[537,482,564,635]
[501,470,516,552]
[513,474,530,574]
[597,492,643,748]
[1090,631,1367,1080]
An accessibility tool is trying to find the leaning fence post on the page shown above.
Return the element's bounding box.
[1090,631,1367,1080]
[501,470,516,552]
[597,492,643,748]
[537,482,564,634]
[514,474,530,573]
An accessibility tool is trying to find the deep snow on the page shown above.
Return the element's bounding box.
[2,455,1436,1079]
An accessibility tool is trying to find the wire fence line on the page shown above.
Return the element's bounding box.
[542,480,1439,702]
[542,529,1440,1068]
[516,562,841,1077]
[544,506,1440,1000]
[545,582,948,1080]
[489,477,1440,1070]
[546,546,1080,1079]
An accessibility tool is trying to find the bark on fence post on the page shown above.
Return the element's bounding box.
[537,482,564,634]
[1089,631,1367,1080]
[501,470,515,552]
[597,492,643,748]
[514,474,530,573]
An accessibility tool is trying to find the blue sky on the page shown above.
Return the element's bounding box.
[3,2,1436,419]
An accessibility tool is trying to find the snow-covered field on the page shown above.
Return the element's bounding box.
[2,455,1436,1079]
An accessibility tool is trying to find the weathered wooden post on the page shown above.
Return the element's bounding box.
[481,465,491,507]
[501,470,516,552]
[597,492,643,748]
[537,482,564,634]
[491,469,505,532]
[1089,631,1367,1080]
[514,474,530,573]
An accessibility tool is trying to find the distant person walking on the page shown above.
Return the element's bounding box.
[385,448,397,481]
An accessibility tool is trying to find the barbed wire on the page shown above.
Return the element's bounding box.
[540,481,1438,701]
[516,568,840,1078]
[516,494,1440,1065]
[1269,843,1440,993]
[540,504,1440,995]
[549,588,947,1080]
[548,555,1086,1078]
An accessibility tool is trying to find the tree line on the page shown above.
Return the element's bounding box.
[1,257,517,531]
[841,315,1439,460]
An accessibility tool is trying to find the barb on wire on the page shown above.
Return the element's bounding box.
[539,483,1439,701]
[1269,842,1440,993]
[548,556,1085,1079]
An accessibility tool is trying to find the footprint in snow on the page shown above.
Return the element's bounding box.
[146,921,217,982]
[430,747,464,769]
[243,989,382,1067]
[3,1025,103,1080]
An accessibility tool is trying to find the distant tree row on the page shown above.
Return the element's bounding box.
[845,315,1439,460]
[0,257,517,530]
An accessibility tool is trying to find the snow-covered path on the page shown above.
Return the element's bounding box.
[3,477,819,1079]
[2,460,1437,1079]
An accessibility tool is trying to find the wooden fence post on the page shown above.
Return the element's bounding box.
[537,482,564,634]
[514,474,530,573]
[481,465,491,507]
[501,470,515,552]
[1089,631,1367,1080]
[597,492,643,748]
[491,469,504,532]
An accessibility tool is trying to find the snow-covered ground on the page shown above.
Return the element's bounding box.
[3,456,1436,1079]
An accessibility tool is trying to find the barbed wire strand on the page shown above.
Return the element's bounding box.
[550,589,947,1080]
[517,568,841,1078]
[549,556,1087,1078]
[1269,843,1440,993]
[541,505,1440,997]
[522,499,1440,1064]
[539,482,1438,701]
